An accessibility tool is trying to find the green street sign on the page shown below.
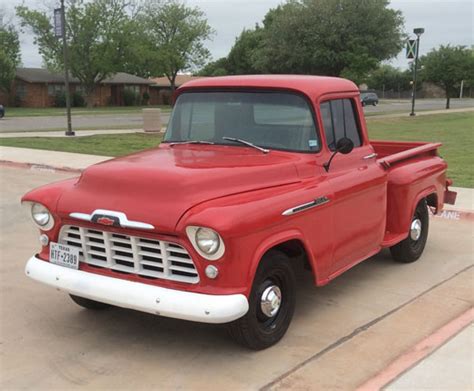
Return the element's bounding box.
[406,39,417,59]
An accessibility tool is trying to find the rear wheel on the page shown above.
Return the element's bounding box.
[373,101,378,106]
[227,250,296,350]
[69,294,111,310]
[390,199,429,263]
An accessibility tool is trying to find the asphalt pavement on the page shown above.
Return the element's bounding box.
[0,165,472,390]
[0,99,472,133]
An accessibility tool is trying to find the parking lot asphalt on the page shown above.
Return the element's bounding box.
[0,166,472,390]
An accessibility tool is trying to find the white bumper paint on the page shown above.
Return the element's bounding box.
[25,256,249,324]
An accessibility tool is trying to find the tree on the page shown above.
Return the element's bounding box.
[139,0,214,91]
[17,0,133,107]
[0,14,21,97]
[366,64,411,96]
[225,28,263,74]
[255,0,405,82]
[198,57,229,76]
[421,45,474,109]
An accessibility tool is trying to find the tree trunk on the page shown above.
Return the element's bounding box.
[445,95,450,109]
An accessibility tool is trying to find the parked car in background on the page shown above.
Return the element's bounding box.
[22,75,456,350]
[360,91,379,106]
[0,105,4,118]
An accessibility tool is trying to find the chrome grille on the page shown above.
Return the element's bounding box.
[59,225,199,284]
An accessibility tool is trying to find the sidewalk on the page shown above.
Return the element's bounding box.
[0,145,109,172]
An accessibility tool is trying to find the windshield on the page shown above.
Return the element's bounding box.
[164,91,319,152]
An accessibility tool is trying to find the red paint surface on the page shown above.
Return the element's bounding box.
[21,75,453,297]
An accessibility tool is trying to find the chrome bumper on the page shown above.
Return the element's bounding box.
[25,256,248,324]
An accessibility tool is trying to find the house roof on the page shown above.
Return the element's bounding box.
[177,75,359,99]
[150,75,202,87]
[15,68,153,85]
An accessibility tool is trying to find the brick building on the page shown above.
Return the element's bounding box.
[0,68,153,107]
[148,75,202,105]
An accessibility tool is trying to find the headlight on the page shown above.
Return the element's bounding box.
[186,226,225,260]
[196,228,220,255]
[30,203,54,231]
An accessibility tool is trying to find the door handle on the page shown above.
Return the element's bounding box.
[363,153,377,160]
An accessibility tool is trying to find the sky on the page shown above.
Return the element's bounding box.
[1,0,473,70]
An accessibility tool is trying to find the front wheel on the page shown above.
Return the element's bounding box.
[390,199,429,263]
[227,250,296,350]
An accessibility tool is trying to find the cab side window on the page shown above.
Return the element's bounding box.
[320,99,362,151]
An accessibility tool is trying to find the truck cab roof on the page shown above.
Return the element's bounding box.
[178,75,359,101]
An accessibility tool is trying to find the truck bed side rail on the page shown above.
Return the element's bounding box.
[375,142,442,169]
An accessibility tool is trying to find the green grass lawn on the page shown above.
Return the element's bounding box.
[367,112,473,187]
[0,133,163,157]
[5,105,171,117]
[1,112,472,187]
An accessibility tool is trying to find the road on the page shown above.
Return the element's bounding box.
[0,166,472,389]
[364,97,473,114]
[0,99,472,133]
[0,112,170,133]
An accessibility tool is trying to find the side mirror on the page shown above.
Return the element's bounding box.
[323,137,354,172]
[336,137,354,154]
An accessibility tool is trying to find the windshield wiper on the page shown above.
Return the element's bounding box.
[222,137,270,154]
[168,140,215,147]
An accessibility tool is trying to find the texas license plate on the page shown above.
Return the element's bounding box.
[49,242,80,270]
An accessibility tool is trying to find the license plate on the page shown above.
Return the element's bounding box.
[49,242,80,270]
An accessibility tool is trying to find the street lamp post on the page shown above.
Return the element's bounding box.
[410,27,424,117]
[60,0,74,136]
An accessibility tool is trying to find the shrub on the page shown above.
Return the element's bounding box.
[142,91,150,105]
[123,89,141,106]
[72,91,86,107]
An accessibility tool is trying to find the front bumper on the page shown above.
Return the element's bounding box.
[25,256,249,324]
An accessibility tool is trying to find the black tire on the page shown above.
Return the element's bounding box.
[373,101,378,106]
[69,294,111,310]
[361,101,366,107]
[390,199,429,263]
[227,250,296,350]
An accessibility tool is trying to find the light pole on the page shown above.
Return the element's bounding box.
[410,27,424,116]
[59,0,74,136]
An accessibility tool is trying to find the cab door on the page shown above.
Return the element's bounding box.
[319,98,386,274]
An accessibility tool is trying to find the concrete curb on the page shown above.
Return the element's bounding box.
[356,307,474,391]
[0,160,82,174]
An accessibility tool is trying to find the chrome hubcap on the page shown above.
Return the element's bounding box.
[260,285,282,318]
[410,218,422,241]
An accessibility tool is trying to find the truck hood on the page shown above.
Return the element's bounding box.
[57,145,301,232]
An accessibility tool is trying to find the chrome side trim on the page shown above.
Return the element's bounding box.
[282,196,330,216]
[363,152,378,160]
[69,209,154,230]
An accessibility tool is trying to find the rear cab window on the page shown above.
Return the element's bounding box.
[320,99,362,151]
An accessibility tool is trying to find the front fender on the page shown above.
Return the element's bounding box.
[247,228,316,291]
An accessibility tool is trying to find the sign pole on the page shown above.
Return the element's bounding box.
[410,28,424,117]
[60,0,74,136]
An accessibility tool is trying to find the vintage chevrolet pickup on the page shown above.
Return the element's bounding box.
[23,75,456,349]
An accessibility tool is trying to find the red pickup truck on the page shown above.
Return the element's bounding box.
[23,75,456,349]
